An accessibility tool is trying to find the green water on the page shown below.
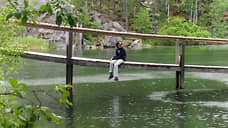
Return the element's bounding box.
[14,45,228,128]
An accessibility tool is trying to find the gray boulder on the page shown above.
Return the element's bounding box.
[113,22,126,32]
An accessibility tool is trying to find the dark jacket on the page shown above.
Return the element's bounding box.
[113,47,127,61]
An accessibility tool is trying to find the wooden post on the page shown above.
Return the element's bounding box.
[180,41,185,89]
[176,40,180,89]
[66,32,73,85]
[66,32,73,102]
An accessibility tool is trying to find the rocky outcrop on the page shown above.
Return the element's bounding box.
[102,21,126,47]
[25,12,67,49]
[25,8,127,49]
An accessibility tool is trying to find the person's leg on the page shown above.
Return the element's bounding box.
[113,59,124,80]
[109,60,117,79]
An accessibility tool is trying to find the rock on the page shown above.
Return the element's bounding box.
[40,13,56,24]
[104,35,122,47]
[131,39,143,49]
[102,22,126,47]
[143,44,151,48]
[102,23,112,30]
[91,11,102,27]
[112,22,126,32]
[82,39,89,46]
[84,45,96,50]
[124,40,132,47]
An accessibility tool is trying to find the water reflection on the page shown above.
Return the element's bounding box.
[111,96,121,127]
[175,90,185,128]
[65,85,74,128]
[12,45,228,128]
[65,106,74,128]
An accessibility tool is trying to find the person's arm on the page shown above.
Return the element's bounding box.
[121,48,127,61]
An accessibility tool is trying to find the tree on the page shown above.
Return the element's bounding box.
[131,8,152,33]
[125,0,128,31]
[79,4,100,42]
[155,17,211,45]
[206,0,228,38]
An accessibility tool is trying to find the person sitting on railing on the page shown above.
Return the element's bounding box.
[108,41,127,81]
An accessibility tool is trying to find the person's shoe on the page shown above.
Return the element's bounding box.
[114,77,119,82]
[108,73,113,80]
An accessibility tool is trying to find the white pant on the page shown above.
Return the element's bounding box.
[109,59,124,77]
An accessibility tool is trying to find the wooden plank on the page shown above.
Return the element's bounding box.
[20,51,228,73]
[71,57,180,71]
[22,22,228,44]
[185,65,228,73]
[21,51,66,63]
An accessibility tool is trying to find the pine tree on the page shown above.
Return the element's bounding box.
[132,8,152,33]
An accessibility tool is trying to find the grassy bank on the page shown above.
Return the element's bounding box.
[16,36,54,50]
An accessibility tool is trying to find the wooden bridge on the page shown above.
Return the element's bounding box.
[17,22,228,90]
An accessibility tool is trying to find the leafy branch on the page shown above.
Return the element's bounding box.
[6,0,79,27]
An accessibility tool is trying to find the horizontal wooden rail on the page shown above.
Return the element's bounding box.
[21,51,228,73]
[22,22,228,44]
[21,51,180,71]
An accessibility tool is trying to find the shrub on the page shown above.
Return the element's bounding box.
[148,17,211,45]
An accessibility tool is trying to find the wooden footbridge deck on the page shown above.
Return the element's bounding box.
[17,22,228,90]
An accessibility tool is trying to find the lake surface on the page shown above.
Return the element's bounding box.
[13,45,228,128]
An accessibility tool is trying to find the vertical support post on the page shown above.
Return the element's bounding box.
[180,41,185,89]
[66,32,73,85]
[66,32,73,102]
[176,40,180,89]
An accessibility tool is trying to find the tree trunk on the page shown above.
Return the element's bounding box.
[167,0,170,24]
[125,0,128,31]
[195,0,198,23]
[133,6,136,18]
[190,0,193,22]
[100,0,102,8]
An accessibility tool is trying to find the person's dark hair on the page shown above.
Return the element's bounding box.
[116,41,122,47]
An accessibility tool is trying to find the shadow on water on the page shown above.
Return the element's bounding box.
[65,106,74,128]
[175,90,185,128]
[65,89,74,128]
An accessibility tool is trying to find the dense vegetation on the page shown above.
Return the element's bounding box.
[74,0,227,37]
[4,0,228,45]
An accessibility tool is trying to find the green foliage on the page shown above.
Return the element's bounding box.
[79,5,100,42]
[206,0,228,38]
[198,0,228,38]
[39,0,78,27]
[52,84,73,106]
[131,8,152,34]
[7,0,79,27]
[0,8,25,80]
[17,36,49,50]
[79,5,92,27]
[0,79,71,128]
[6,0,40,24]
[148,17,211,45]
[0,7,72,128]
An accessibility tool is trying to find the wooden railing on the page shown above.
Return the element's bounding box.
[23,22,228,43]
